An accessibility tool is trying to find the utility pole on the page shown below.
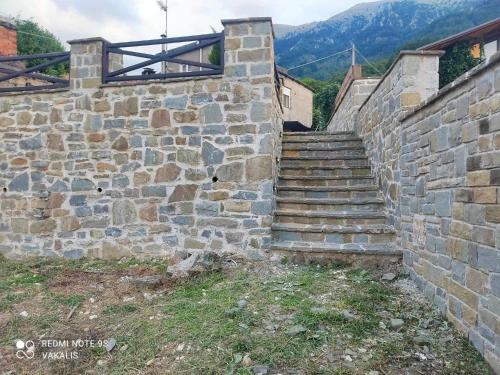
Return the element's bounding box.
[351,43,355,66]
[157,0,168,74]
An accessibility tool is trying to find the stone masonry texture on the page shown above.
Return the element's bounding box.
[0,19,282,261]
[327,78,379,132]
[329,50,500,371]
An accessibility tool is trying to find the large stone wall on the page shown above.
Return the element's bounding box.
[327,78,379,132]
[401,53,500,371]
[354,51,441,232]
[0,18,283,260]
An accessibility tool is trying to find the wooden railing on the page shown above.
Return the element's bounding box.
[0,52,70,93]
[103,33,224,83]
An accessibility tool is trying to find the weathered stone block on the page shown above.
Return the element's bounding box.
[112,200,137,225]
[199,103,222,123]
[169,184,198,202]
[8,172,29,192]
[216,162,244,182]
[155,164,181,183]
[202,142,224,166]
[151,109,171,128]
[20,134,42,150]
[30,219,57,234]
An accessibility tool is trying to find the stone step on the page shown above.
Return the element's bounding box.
[276,196,384,211]
[272,223,395,243]
[278,175,374,187]
[275,209,387,225]
[280,166,372,177]
[271,241,402,263]
[282,142,363,150]
[283,131,354,136]
[283,137,362,144]
[277,185,380,199]
[280,157,369,169]
[282,148,366,158]
[283,134,358,143]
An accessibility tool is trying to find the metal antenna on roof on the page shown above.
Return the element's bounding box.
[157,0,168,73]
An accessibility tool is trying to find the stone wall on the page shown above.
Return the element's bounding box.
[327,78,379,132]
[401,53,500,371]
[0,18,283,260]
[354,51,441,231]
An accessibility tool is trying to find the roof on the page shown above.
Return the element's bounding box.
[419,17,500,51]
[277,66,313,92]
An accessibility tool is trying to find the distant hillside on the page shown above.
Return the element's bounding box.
[275,0,500,80]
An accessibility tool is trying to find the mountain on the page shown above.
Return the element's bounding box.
[275,0,500,80]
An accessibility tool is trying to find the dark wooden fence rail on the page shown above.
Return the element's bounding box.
[103,32,224,83]
[0,52,70,93]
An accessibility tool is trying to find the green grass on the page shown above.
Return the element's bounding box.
[0,258,493,375]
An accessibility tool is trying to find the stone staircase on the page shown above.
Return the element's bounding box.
[271,131,401,266]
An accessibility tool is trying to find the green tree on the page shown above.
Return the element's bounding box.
[15,18,68,76]
[301,76,341,130]
[208,43,221,65]
[439,42,482,88]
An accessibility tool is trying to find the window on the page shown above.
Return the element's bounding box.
[282,87,291,108]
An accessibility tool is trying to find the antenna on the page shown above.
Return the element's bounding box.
[157,0,168,73]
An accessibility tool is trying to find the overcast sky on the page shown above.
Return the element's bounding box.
[0,0,379,46]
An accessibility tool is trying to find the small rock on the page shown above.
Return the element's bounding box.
[252,365,269,375]
[120,344,128,352]
[414,335,432,346]
[237,299,248,309]
[97,359,107,366]
[311,307,328,314]
[89,298,96,303]
[343,355,353,362]
[123,296,135,302]
[143,293,154,301]
[390,318,405,330]
[89,315,97,320]
[368,371,380,375]
[166,251,222,278]
[242,354,252,366]
[19,311,29,318]
[106,338,116,352]
[345,349,356,356]
[286,325,307,336]
[381,272,396,281]
[224,307,241,317]
[126,275,162,288]
[342,310,356,321]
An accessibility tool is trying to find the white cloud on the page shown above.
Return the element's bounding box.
[0,0,378,47]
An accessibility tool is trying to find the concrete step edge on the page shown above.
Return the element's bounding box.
[270,241,402,255]
[277,185,379,191]
[276,197,383,204]
[271,223,396,234]
[274,210,387,218]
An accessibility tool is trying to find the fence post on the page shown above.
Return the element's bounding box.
[67,37,122,90]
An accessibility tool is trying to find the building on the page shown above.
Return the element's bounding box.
[419,17,500,59]
[277,67,314,129]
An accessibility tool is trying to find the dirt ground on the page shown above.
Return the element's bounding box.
[0,256,493,375]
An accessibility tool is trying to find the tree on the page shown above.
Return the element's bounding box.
[15,18,68,76]
[301,76,341,130]
[439,42,482,88]
[208,43,221,65]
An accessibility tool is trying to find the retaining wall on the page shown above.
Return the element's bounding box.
[329,50,500,371]
[0,18,283,260]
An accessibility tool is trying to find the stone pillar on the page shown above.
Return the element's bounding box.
[67,37,123,91]
[398,50,443,107]
[221,18,282,255]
